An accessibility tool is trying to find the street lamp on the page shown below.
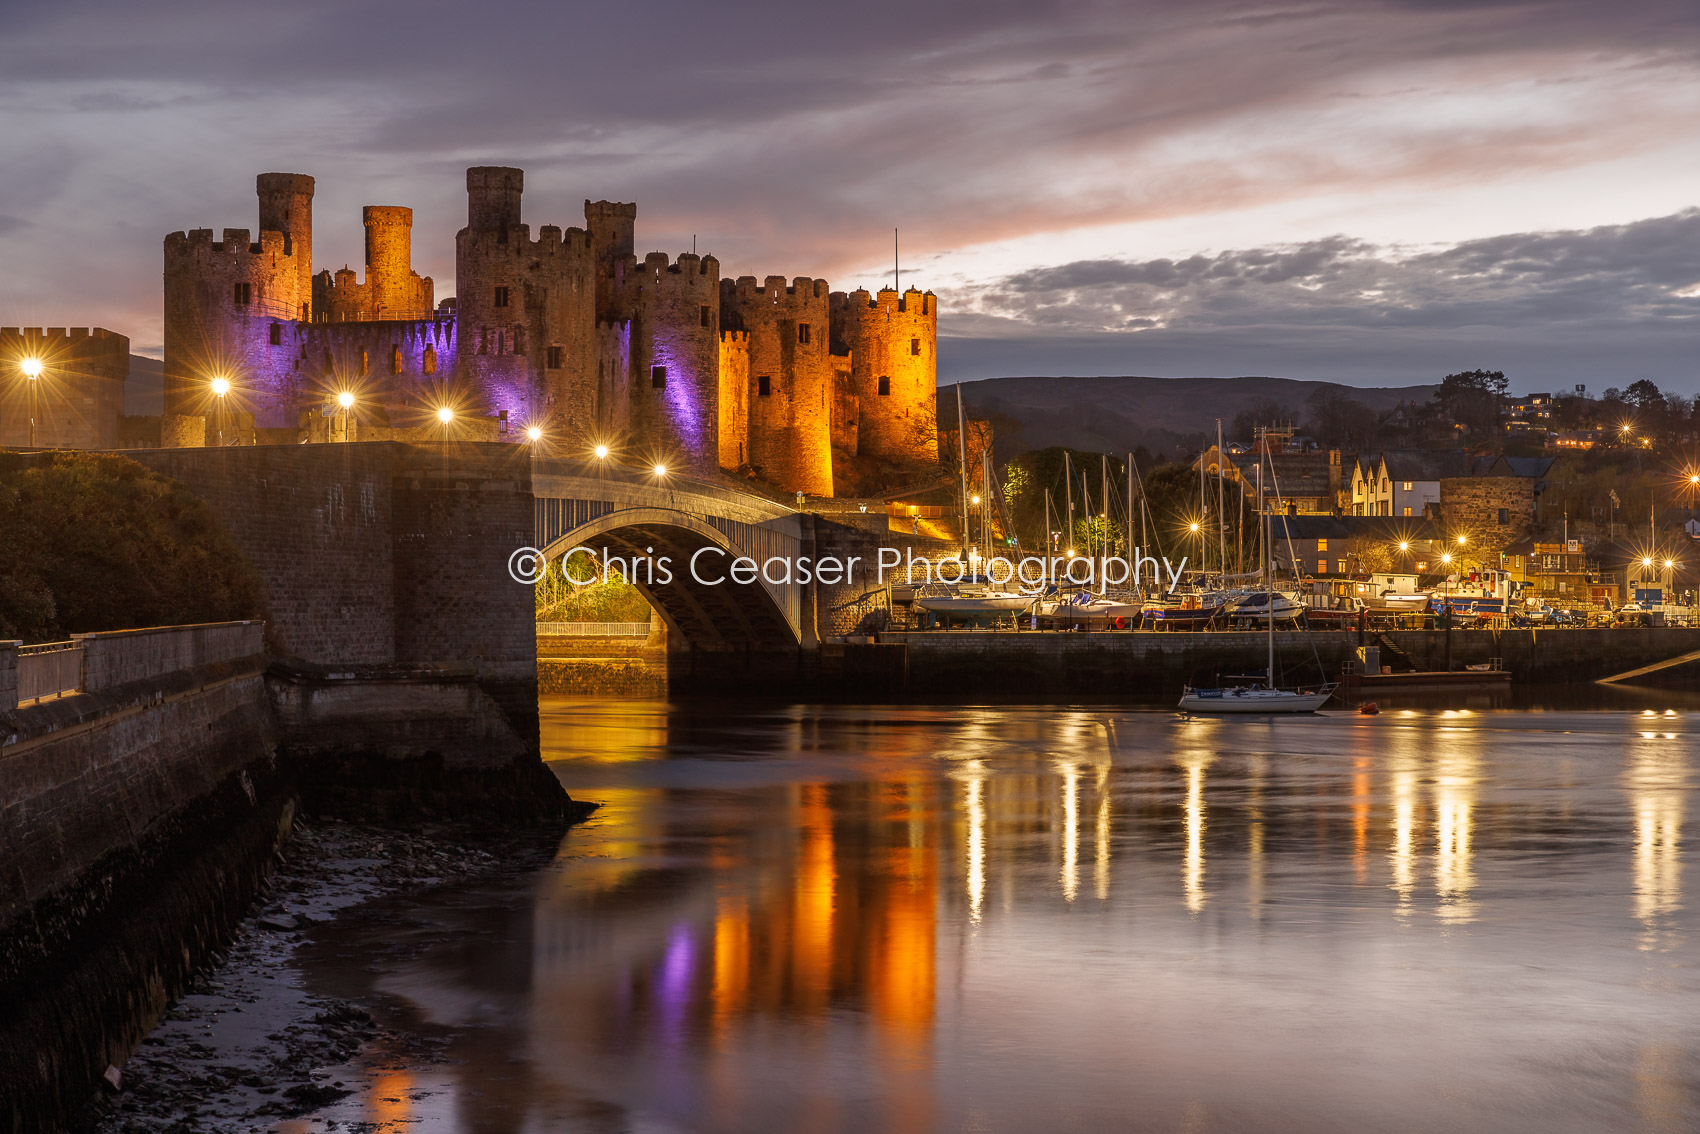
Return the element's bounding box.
[653,463,667,477]
[211,376,231,446]
[336,390,354,443]
[20,358,42,447]
[526,426,542,443]
[594,444,609,460]
[436,405,454,425]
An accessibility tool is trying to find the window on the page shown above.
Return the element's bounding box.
[1337,560,1347,574]
[359,350,369,376]
[798,323,811,345]
[1416,561,1428,571]
[269,324,282,346]
[423,345,437,375]
[651,365,666,390]
[877,376,891,396]
[700,305,711,328]
[757,375,771,396]
[1498,508,1509,525]
[1318,560,1327,574]
[477,329,487,355]
[910,337,921,356]
[390,345,402,374]
[1402,506,1412,517]
[1317,538,1328,552]
[1402,481,1414,491]
[547,345,563,370]
[494,286,510,308]
[233,282,251,306]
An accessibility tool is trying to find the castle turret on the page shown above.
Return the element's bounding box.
[617,252,722,477]
[585,200,637,325]
[466,166,523,232]
[363,206,432,319]
[723,275,835,496]
[255,173,314,320]
[455,166,597,444]
[830,286,938,461]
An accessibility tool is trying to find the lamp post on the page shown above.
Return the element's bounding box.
[336,390,354,442]
[1441,551,1454,671]
[210,376,230,446]
[21,358,42,447]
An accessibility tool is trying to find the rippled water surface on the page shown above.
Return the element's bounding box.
[295,697,1700,1133]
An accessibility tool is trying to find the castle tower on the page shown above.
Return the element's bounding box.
[466,166,523,231]
[362,206,432,319]
[723,275,835,496]
[718,330,750,470]
[165,176,314,429]
[617,252,723,477]
[255,173,314,320]
[455,167,597,444]
[830,286,938,461]
[585,200,637,325]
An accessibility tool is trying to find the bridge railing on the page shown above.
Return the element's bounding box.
[536,621,651,638]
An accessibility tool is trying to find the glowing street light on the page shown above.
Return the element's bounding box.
[1456,534,1468,546]
[210,375,232,446]
[1398,541,1410,552]
[436,406,454,424]
[20,358,42,447]
[210,376,231,398]
[332,390,355,443]
[336,390,354,408]
[1643,556,1654,568]
[526,426,542,442]
[653,463,668,477]
[971,494,980,505]
[1189,521,1200,533]
[594,444,609,460]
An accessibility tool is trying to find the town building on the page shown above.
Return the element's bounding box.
[1350,450,1469,517]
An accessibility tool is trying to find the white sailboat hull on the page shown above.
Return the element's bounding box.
[916,594,1035,614]
[1178,685,1337,713]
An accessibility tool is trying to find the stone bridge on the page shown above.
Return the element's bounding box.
[531,457,809,651]
[115,442,940,709]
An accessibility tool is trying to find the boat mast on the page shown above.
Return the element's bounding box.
[1064,450,1074,557]
[1266,445,1275,687]
[1216,419,1226,587]
[1126,452,1135,561]
[1101,455,1109,575]
[956,384,970,562]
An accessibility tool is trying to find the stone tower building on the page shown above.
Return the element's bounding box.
[454,167,598,443]
[830,286,938,461]
[162,167,938,495]
[722,276,835,497]
[615,252,723,478]
[315,207,434,322]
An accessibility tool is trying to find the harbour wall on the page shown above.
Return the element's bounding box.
[882,628,1700,697]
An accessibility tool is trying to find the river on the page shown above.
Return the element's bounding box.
[281,694,1700,1133]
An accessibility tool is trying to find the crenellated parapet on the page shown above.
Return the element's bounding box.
[829,285,938,461]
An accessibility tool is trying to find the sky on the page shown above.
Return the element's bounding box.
[2,0,1700,391]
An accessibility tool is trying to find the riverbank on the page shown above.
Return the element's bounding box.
[85,814,574,1132]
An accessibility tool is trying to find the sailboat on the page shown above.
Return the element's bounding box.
[1178,441,1338,714]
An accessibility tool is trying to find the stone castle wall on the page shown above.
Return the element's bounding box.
[1440,475,1535,564]
[162,168,940,496]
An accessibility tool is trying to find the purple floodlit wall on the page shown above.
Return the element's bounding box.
[619,252,721,477]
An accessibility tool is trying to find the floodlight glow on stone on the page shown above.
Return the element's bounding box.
[437,406,454,423]
[211,377,231,397]
[21,358,42,379]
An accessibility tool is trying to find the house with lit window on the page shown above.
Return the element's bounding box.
[1350,450,1468,517]
[1195,446,1347,516]
[1269,515,1441,579]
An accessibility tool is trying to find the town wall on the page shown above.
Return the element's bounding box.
[0,327,127,448]
[1440,476,1535,563]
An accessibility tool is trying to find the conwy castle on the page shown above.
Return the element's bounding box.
[162,169,940,495]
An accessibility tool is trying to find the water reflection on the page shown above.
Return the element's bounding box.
[298,700,1700,1134]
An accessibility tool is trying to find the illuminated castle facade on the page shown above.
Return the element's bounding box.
[163,169,938,495]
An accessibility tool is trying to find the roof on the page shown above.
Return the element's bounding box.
[1487,455,1562,480]
[1377,449,1470,481]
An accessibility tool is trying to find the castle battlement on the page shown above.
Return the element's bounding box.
[456,225,593,256]
[0,326,129,355]
[834,286,935,316]
[165,228,297,260]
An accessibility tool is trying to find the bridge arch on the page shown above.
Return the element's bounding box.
[539,506,802,650]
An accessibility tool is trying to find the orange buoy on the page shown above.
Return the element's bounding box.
[1359,702,1380,715]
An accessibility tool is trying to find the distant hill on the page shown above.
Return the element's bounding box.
[941,375,1438,461]
[126,355,164,415]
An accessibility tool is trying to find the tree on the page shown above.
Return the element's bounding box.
[1304,386,1380,448]
[1432,369,1508,440]
[1228,400,1294,446]
[1625,379,1665,413]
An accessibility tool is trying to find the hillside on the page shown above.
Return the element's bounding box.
[942,375,1438,461]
